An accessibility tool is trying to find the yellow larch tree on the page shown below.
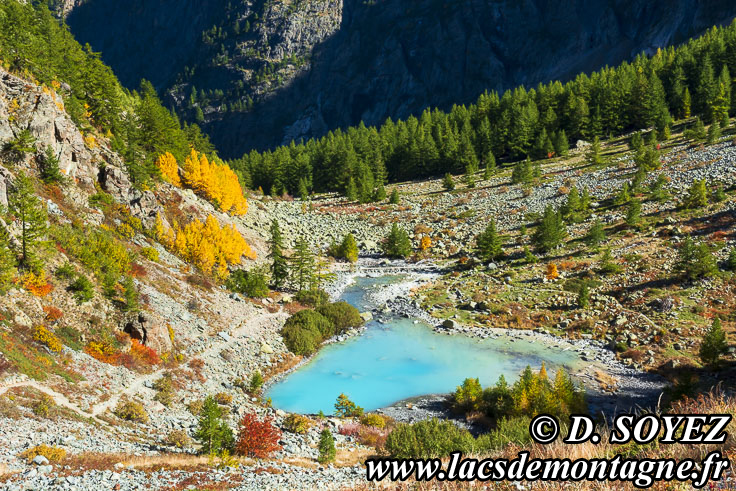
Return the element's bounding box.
[182,149,248,215]
[156,213,254,279]
[155,152,182,187]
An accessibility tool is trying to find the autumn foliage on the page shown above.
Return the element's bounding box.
[18,272,53,297]
[420,235,432,251]
[546,263,559,280]
[182,149,248,215]
[156,214,255,279]
[155,152,182,187]
[235,413,281,458]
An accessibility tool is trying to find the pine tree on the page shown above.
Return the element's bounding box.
[586,136,602,166]
[699,317,728,368]
[532,206,567,253]
[290,237,315,292]
[194,396,234,455]
[727,248,736,271]
[615,183,631,205]
[382,224,412,259]
[442,173,455,191]
[0,225,17,293]
[675,238,717,280]
[626,198,642,228]
[40,147,64,184]
[268,220,289,289]
[389,188,400,204]
[649,174,669,202]
[345,177,357,201]
[585,220,606,248]
[337,233,358,263]
[483,151,496,179]
[318,428,336,464]
[373,183,387,201]
[706,121,721,144]
[475,220,503,261]
[298,178,309,200]
[684,179,708,209]
[8,171,47,271]
[553,130,569,157]
[578,282,590,309]
[561,187,583,222]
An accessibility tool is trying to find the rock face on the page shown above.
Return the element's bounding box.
[68,0,736,158]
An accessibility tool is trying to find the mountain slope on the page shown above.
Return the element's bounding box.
[68,0,736,157]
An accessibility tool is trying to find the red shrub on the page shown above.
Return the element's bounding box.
[43,306,64,323]
[235,413,281,458]
[130,339,160,366]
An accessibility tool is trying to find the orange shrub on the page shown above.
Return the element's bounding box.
[546,263,559,280]
[130,339,160,366]
[85,340,120,365]
[43,306,63,323]
[19,272,53,297]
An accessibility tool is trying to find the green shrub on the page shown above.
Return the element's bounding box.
[226,267,269,298]
[55,326,83,351]
[54,262,76,280]
[284,413,312,434]
[294,288,328,307]
[248,371,264,393]
[382,224,412,258]
[317,301,363,334]
[68,275,94,303]
[488,416,533,449]
[280,309,334,355]
[385,418,476,458]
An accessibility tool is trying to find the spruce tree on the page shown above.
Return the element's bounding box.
[699,317,728,368]
[318,428,336,464]
[532,206,567,253]
[268,220,289,289]
[475,220,503,262]
[8,171,47,271]
[290,237,315,292]
[382,224,412,259]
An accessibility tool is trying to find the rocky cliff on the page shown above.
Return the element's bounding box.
[68,0,736,158]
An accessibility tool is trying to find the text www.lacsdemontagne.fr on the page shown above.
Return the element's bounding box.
[366,451,729,488]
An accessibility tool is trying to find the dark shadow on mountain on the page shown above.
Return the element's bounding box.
[69,0,736,160]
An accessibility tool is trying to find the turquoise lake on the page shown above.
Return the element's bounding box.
[266,275,583,414]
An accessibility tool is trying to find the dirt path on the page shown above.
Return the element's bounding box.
[0,309,287,422]
[0,380,108,424]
